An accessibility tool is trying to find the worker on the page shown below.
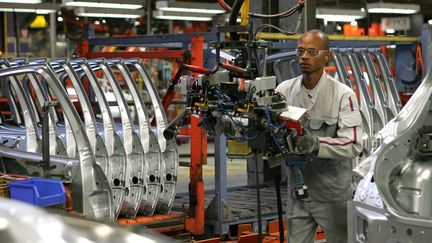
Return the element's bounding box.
[275,29,363,243]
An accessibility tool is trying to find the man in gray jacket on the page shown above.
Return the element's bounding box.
[275,30,363,242]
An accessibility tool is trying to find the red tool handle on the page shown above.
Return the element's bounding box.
[219,63,247,75]
[183,64,211,75]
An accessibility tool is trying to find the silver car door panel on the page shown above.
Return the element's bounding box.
[50,59,126,218]
[87,58,145,218]
[346,50,385,149]
[71,59,139,218]
[124,58,179,214]
[0,64,113,221]
[69,59,128,218]
[0,72,41,153]
[359,49,393,123]
[370,49,402,117]
[332,51,373,163]
[10,59,67,157]
[106,58,161,216]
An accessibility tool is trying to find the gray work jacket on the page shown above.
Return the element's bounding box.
[276,73,363,202]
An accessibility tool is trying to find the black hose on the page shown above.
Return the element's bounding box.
[228,0,245,41]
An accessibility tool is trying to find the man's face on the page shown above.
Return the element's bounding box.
[296,33,331,75]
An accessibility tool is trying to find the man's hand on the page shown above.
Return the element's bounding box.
[296,129,319,154]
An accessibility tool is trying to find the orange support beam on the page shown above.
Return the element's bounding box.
[184,114,208,235]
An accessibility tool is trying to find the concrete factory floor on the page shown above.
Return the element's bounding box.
[176,141,248,193]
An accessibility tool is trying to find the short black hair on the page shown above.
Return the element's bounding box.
[299,29,330,50]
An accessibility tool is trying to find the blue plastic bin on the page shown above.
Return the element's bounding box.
[9,178,66,207]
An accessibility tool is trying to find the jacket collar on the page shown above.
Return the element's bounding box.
[293,72,327,105]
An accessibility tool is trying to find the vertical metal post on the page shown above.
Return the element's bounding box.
[13,12,19,57]
[214,133,228,234]
[50,12,56,58]
[146,0,151,35]
[42,101,50,178]
[254,152,263,243]
[185,114,207,235]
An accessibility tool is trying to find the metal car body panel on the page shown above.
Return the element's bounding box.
[0,198,175,243]
[352,39,432,242]
[47,58,127,218]
[345,49,386,149]
[358,49,393,124]
[0,64,113,221]
[105,58,162,216]
[370,48,403,118]
[0,61,41,153]
[333,49,373,162]
[8,58,68,157]
[85,58,145,218]
[124,58,179,214]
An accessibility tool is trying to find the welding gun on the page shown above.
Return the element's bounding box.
[279,107,310,200]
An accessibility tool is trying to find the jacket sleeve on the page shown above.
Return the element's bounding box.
[316,92,363,160]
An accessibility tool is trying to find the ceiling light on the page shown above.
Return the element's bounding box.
[367,2,419,14]
[156,1,224,14]
[0,0,41,3]
[0,3,57,13]
[316,8,365,23]
[63,0,142,10]
[75,7,142,19]
[0,8,55,13]
[77,12,141,18]
[153,10,212,21]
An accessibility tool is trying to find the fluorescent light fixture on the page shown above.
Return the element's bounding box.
[316,8,365,23]
[367,2,419,14]
[386,29,395,34]
[156,1,224,14]
[0,0,41,3]
[75,7,142,19]
[0,3,57,13]
[77,12,141,18]
[0,8,55,13]
[429,19,432,25]
[153,10,212,21]
[64,0,142,10]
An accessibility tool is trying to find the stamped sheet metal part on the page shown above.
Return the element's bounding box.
[9,58,68,157]
[106,58,162,216]
[0,64,113,221]
[48,58,127,218]
[0,60,41,153]
[124,58,179,214]
[69,58,129,219]
[358,49,393,124]
[370,48,403,118]
[332,49,355,89]
[332,49,373,164]
[0,197,177,243]
[345,49,385,149]
[352,42,432,242]
[87,58,145,219]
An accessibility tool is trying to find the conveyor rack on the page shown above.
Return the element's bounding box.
[172,184,287,232]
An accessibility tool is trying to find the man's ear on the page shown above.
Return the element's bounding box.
[324,51,332,63]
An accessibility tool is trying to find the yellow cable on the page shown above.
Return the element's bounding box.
[240,0,249,26]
